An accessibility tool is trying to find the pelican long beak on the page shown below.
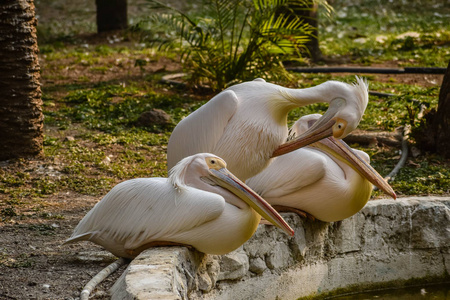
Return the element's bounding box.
[272,99,345,157]
[311,137,397,199]
[209,168,294,236]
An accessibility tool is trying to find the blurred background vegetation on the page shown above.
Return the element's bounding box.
[1,0,449,221]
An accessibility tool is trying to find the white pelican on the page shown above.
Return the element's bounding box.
[246,114,396,222]
[167,77,369,181]
[65,153,294,259]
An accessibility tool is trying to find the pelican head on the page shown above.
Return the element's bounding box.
[273,76,369,157]
[292,114,396,199]
[170,153,294,236]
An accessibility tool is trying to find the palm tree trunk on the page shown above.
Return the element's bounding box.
[0,0,43,161]
[278,1,322,62]
[290,1,322,61]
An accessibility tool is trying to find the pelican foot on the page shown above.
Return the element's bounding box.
[272,205,316,221]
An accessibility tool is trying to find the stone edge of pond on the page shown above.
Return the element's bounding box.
[110,196,450,300]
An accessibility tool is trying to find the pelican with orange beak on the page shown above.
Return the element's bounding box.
[66,153,293,258]
[247,114,396,222]
[168,77,369,181]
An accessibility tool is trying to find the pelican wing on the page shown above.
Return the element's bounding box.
[247,148,327,198]
[167,90,238,169]
[66,178,225,250]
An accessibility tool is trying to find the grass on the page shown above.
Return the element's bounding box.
[319,0,450,66]
[1,0,449,222]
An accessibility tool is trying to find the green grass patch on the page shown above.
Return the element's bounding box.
[364,148,449,197]
[320,2,450,66]
[46,82,197,134]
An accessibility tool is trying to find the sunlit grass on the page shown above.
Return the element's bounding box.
[320,1,450,66]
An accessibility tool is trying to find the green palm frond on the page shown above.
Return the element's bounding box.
[142,0,331,90]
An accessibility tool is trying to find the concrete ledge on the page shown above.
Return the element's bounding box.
[111,197,450,299]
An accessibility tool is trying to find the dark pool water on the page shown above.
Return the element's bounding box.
[329,283,450,299]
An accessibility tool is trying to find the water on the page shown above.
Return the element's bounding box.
[329,283,450,299]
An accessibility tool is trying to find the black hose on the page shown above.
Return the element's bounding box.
[287,66,446,74]
[368,91,397,98]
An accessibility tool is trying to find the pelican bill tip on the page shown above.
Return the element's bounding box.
[279,218,295,236]
[277,221,295,236]
[282,226,295,237]
[279,227,295,237]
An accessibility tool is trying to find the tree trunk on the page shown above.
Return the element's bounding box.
[433,60,450,158]
[290,1,322,62]
[278,1,322,62]
[96,0,128,33]
[0,0,43,161]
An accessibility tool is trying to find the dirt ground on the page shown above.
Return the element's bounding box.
[0,194,127,300]
[0,31,446,300]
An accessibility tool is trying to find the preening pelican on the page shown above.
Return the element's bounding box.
[246,114,396,222]
[167,77,369,181]
[66,153,293,259]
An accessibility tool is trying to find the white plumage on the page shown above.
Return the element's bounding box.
[167,77,369,181]
[247,114,395,222]
[66,153,293,258]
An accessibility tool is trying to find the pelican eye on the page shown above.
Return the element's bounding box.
[332,118,348,138]
[206,157,226,170]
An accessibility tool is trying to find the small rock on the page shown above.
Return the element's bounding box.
[64,136,75,142]
[266,242,291,270]
[217,250,249,281]
[205,258,220,286]
[249,257,266,274]
[197,271,213,292]
[136,109,171,127]
[42,284,50,292]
